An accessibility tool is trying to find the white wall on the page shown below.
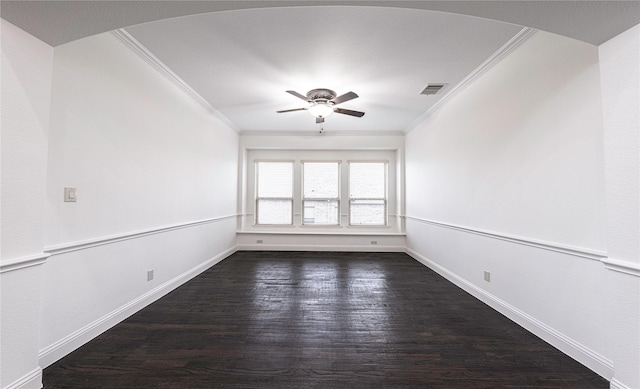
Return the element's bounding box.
[38,31,239,367]
[406,30,605,249]
[599,23,640,389]
[1,20,53,389]
[405,30,612,378]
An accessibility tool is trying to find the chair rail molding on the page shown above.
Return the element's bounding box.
[0,252,50,273]
[403,215,606,261]
[45,215,238,256]
[601,257,640,277]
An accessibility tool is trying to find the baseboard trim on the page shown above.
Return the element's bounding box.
[405,247,614,380]
[3,367,42,389]
[237,244,406,252]
[39,245,237,368]
[610,378,634,389]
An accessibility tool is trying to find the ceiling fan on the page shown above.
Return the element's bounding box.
[277,88,365,123]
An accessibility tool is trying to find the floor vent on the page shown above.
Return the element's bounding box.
[420,83,447,95]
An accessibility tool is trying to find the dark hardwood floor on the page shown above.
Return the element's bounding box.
[44,251,608,388]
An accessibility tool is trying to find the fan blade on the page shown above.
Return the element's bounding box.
[316,116,325,124]
[277,107,307,113]
[286,90,311,102]
[331,91,358,105]
[334,108,365,117]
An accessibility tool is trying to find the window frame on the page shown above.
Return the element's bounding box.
[301,160,341,226]
[245,149,397,232]
[254,160,294,226]
[348,161,388,226]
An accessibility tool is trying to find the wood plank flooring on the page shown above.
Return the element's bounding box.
[44,251,608,388]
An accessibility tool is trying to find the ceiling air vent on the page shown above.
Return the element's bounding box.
[420,83,447,95]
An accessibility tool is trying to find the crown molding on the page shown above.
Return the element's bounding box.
[111,29,239,133]
[404,27,537,134]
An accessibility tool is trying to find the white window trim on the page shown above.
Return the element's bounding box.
[302,161,341,226]
[255,160,294,226]
[348,161,388,226]
[244,149,399,233]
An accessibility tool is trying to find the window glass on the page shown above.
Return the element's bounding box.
[303,200,339,225]
[349,162,386,225]
[303,162,339,198]
[350,199,385,225]
[350,162,385,198]
[257,199,293,225]
[303,162,339,225]
[256,162,293,225]
[257,162,293,197]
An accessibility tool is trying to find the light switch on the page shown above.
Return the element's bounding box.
[64,187,77,202]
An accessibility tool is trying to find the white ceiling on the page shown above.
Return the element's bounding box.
[2,1,639,135]
[124,7,522,134]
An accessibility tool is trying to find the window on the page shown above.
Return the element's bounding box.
[255,161,293,225]
[303,162,339,225]
[349,162,387,225]
[248,150,395,231]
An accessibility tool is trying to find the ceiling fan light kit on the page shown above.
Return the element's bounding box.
[277,88,365,124]
[307,103,334,118]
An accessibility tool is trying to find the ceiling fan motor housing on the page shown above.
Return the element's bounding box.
[307,88,337,102]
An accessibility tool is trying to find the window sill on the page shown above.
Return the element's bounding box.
[236,228,405,236]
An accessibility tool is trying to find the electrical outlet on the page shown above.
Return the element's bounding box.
[484,271,491,282]
[370,240,378,245]
[256,239,263,244]
[147,269,154,281]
